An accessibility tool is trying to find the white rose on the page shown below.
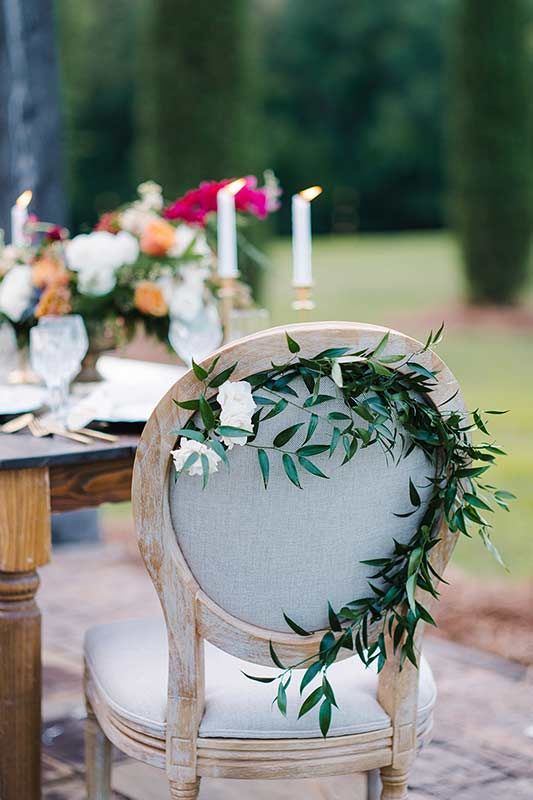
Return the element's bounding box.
[137,181,163,211]
[76,265,117,297]
[114,231,139,265]
[0,264,33,322]
[119,207,158,236]
[171,438,221,476]
[170,225,211,259]
[218,380,256,448]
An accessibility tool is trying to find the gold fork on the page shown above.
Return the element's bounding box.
[29,417,92,444]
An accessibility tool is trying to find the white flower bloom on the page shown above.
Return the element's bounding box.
[171,438,221,476]
[137,181,164,211]
[114,231,139,265]
[119,206,158,236]
[162,266,208,322]
[0,264,33,322]
[169,224,211,260]
[66,231,139,297]
[218,380,256,448]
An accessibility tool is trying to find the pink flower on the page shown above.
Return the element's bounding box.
[44,224,66,242]
[164,176,273,228]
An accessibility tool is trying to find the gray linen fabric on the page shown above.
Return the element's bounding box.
[84,617,436,739]
[170,378,434,632]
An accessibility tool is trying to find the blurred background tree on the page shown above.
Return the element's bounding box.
[449,0,532,305]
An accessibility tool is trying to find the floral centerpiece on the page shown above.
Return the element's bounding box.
[0,173,280,371]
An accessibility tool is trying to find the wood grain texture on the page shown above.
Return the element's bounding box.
[0,430,138,471]
[0,467,51,571]
[50,456,134,512]
[85,704,112,800]
[0,570,42,800]
[85,322,466,792]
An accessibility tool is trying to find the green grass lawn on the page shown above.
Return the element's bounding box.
[262,232,533,578]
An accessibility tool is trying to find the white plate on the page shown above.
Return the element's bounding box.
[0,385,47,416]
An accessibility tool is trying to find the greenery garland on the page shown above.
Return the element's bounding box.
[171,327,514,736]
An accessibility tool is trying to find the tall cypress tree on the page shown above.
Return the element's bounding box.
[449,0,531,304]
[136,0,259,197]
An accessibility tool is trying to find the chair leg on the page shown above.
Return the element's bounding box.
[169,779,201,799]
[367,768,382,800]
[380,766,408,799]
[85,703,112,800]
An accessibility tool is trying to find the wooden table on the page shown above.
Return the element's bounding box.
[0,430,139,799]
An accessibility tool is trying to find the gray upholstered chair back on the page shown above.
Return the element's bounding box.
[169,376,433,634]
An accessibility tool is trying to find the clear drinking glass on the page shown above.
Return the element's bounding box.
[226,307,270,341]
[168,301,223,366]
[0,320,18,382]
[29,315,89,419]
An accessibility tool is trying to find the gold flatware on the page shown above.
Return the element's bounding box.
[0,412,34,433]
[29,417,92,445]
[73,427,119,443]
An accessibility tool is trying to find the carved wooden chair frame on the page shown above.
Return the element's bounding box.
[84,321,464,800]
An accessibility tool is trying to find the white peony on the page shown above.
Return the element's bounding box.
[66,231,139,297]
[161,266,208,322]
[170,225,211,260]
[171,438,221,476]
[217,380,256,448]
[0,264,33,322]
[119,206,158,236]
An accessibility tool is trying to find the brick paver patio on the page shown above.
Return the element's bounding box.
[40,533,533,799]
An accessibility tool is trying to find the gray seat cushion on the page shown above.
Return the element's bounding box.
[84,617,436,740]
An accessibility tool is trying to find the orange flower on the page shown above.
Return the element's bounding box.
[32,257,70,289]
[134,280,168,317]
[140,219,176,256]
[35,286,72,318]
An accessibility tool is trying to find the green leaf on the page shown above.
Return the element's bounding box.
[263,398,288,421]
[275,424,304,448]
[269,641,285,669]
[304,413,319,443]
[200,454,210,489]
[479,528,508,570]
[172,398,200,411]
[208,363,238,387]
[494,490,516,501]
[254,396,276,406]
[283,612,311,636]
[408,362,437,381]
[191,359,208,380]
[300,661,323,694]
[304,394,336,407]
[277,681,288,717]
[241,672,277,684]
[371,331,389,359]
[320,631,336,658]
[298,456,329,479]
[315,346,352,359]
[297,443,330,456]
[199,395,216,429]
[178,452,199,474]
[327,602,342,632]
[282,453,302,488]
[322,675,338,707]
[328,411,350,421]
[298,686,323,718]
[208,437,228,465]
[416,603,437,626]
[329,426,341,456]
[406,573,417,613]
[257,448,270,489]
[319,699,332,737]
[485,409,509,415]
[205,354,221,376]
[174,428,205,443]
[408,547,423,576]
[409,478,421,508]
[463,492,492,512]
[217,425,253,437]
[286,332,301,353]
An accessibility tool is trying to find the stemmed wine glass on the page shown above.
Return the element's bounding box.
[29,315,89,420]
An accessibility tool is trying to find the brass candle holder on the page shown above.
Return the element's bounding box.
[219,276,236,341]
[291,285,315,319]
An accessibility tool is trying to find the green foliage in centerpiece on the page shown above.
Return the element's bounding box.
[170,328,514,735]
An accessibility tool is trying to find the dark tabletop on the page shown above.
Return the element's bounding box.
[0,430,139,470]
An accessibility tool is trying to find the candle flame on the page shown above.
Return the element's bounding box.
[225,178,246,196]
[16,190,32,209]
[299,186,322,202]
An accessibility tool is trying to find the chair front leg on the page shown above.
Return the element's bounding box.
[169,779,201,799]
[380,766,408,799]
[85,702,112,800]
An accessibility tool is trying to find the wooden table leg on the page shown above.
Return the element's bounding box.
[0,468,51,800]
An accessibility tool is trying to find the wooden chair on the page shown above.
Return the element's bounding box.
[84,322,464,800]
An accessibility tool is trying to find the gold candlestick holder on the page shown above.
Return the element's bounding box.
[291,285,315,320]
[219,276,236,341]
